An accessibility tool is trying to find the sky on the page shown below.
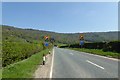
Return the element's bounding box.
[2,2,118,33]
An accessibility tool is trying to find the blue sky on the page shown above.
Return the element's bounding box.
[2,2,118,33]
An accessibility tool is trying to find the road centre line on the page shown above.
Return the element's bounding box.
[86,60,105,70]
[69,53,73,55]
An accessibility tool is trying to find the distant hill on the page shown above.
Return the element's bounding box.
[2,25,119,44]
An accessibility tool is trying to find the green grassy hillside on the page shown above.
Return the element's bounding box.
[2,25,53,67]
[2,25,119,44]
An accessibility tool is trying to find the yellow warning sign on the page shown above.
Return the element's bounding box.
[79,34,84,40]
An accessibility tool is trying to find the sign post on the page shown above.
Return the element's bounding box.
[44,36,50,48]
[43,35,55,48]
[50,37,55,45]
[44,42,49,47]
[79,34,84,48]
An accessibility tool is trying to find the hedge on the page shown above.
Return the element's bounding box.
[59,41,120,53]
[2,41,43,67]
[84,42,105,49]
[103,41,120,53]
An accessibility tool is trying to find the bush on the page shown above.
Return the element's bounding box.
[103,41,120,53]
[68,42,105,49]
[69,44,80,48]
[84,42,105,49]
[68,41,120,53]
[2,41,44,67]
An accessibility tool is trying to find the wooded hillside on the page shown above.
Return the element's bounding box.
[2,25,119,44]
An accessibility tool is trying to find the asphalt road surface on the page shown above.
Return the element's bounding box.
[51,47,118,78]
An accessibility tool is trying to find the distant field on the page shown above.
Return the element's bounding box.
[2,48,52,78]
[57,43,68,47]
[69,48,119,59]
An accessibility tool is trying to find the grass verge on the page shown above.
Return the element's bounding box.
[69,48,120,59]
[0,69,2,79]
[2,48,52,78]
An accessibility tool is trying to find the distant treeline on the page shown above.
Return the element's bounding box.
[2,25,119,44]
[60,41,120,53]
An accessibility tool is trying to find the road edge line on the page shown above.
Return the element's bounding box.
[49,48,54,78]
[69,49,119,61]
[84,52,119,61]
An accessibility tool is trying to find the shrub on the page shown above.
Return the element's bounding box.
[84,42,105,49]
[103,41,120,53]
[68,41,120,53]
[2,41,43,67]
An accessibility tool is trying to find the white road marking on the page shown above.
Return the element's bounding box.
[49,48,55,78]
[86,60,105,70]
[69,53,73,55]
[83,52,118,61]
[69,49,118,61]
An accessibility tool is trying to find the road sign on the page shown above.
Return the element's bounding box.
[44,36,49,39]
[80,40,84,46]
[50,37,55,44]
[44,36,49,42]
[44,42,49,47]
[79,34,84,40]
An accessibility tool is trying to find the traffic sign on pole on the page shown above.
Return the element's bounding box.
[80,40,84,48]
[79,34,84,40]
[79,34,84,48]
[44,42,49,47]
[44,36,49,42]
[80,40,84,46]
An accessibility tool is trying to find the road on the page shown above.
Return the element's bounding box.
[51,47,118,78]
